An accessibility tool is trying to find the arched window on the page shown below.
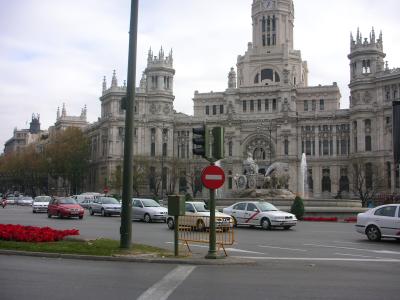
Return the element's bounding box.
[261,69,274,81]
[322,168,331,192]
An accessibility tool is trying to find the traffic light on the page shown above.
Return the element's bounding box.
[192,125,210,158]
[212,127,224,160]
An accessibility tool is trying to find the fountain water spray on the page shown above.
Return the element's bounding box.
[299,153,308,198]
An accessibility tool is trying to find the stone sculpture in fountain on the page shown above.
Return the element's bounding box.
[233,152,294,199]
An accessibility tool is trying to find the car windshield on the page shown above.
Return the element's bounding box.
[20,197,33,200]
[101,198,119,204]
[35,196,51,202]
[59,198,77,204]
[142,199,160,207]
[193,202,209,212]
[258,202,278,212]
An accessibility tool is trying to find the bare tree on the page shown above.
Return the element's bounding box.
[351,159,385,207]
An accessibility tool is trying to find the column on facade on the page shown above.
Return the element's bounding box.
[359,119,365,152]
[332,126,337,157]
[313,166,322,197]
[331,165,339,196]
[315,126,320,158]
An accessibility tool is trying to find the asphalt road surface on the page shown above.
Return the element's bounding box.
[1,206,400,300]
[1,205,399,260]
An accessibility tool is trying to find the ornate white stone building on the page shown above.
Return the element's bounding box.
[85,0,400,198]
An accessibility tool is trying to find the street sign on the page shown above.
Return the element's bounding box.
[103,187,109,194]
[201,165,225,190]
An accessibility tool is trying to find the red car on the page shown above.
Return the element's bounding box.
[47,197,84,219]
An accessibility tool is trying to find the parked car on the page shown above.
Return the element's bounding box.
[47,197,84,219]
[166,201,232,230]
[5,195,16,205]
[79,198,95,209]
[32,196,52,213]
[89,197,121,216]
[223,201,297,230]
[132,198,168,223]
[356,204,400,241]
[16,196,34,206]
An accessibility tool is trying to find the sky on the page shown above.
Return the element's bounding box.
[1,0,399,152]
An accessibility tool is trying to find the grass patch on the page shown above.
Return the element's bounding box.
[0,238,171,257]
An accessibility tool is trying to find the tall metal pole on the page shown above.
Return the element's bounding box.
[120,0,139,249]
[206,162,217,259]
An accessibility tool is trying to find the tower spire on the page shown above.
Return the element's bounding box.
[111,70,118,87]
[102,76,107,92]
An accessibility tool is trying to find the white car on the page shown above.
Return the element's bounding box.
[223,201,297,230]
[32,196,52,213]
[356,204,400,241]
[166,201,232,231]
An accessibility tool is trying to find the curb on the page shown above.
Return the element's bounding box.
[0,249,256,266]
[301,217,357,223]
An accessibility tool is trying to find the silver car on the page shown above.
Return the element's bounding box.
[132,198,167,223]
[17,196,34,206]
[89,197,121,216]
[32,196,52,213]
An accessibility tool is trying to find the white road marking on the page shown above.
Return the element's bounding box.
[137,266,196,300]
[332,241,362,245]
[225,248,265,255]
[231,256,400,263]
[165,242,266,255]
[334,253,373,258]
[304,243,400,255]
[258,245,307,252]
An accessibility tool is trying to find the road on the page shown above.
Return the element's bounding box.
[1,206,400,300]
[1,206,399,260]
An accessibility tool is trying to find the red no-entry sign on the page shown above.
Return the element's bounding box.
[201,165,225,190]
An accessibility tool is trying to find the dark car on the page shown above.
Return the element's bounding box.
[47,197,84,219]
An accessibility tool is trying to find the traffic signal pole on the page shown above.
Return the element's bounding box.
[120,0,139,249]
[205,167,217,259]
[194,125,225,258]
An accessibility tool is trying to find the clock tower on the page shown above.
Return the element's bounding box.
[237,0,307,88]
[252,0,294,50]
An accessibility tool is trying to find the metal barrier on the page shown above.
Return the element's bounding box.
[176,215,234,256]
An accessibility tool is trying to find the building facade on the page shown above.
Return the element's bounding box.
[21,0,399,198]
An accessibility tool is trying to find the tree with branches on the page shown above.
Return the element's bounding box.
[351,159,385,207]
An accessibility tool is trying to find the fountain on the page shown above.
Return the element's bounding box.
[232,152,294,199]
[299,153,308,199]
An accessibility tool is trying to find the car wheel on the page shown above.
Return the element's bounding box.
[89,208,94,216]
[101,208,106,217]
[47,212,52,218]
[283,226,292,230]
[58,211,63,219]
[33,210,36,213]
[261,218,271,230]
[366,225,381,241]
[144,213,151,223]
[79,215,83,220]
[196,219,205,231]
[167,218,174,230]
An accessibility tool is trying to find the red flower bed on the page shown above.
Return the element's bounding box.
[344,217,357,223]
[0,224,79,242]
[302,217,338,222]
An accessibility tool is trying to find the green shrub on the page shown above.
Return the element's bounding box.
[290,196,305,220]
